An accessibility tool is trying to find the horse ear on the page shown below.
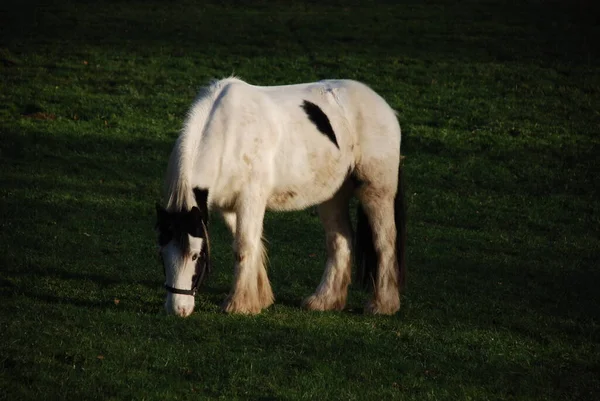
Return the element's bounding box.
[192,187,209,223]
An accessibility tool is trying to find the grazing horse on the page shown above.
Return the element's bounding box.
[155,77,406,317]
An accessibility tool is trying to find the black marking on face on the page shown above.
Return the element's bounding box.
[155,206,204,252]
[155,188,209,247]
[301,100,339,149]
[156,189,212,291]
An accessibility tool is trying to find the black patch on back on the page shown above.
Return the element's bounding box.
[301,100,339,149]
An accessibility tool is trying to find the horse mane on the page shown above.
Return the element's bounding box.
[164,77,242,212]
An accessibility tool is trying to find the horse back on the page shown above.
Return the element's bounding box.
[196,79,400,212]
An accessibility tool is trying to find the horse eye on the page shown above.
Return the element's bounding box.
[192,254,198,261]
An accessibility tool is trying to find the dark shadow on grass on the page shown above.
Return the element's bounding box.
[2,266,159,291]
[17,290,117,310]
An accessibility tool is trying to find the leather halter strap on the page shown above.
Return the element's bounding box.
[164,284,196,296]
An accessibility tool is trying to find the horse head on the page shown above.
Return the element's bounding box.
[156,188,210,317]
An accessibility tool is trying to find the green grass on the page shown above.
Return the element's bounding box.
[1,0,599,399]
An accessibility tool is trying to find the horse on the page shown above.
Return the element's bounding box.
[155,77,406,317]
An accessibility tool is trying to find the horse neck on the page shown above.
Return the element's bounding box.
[165,106,210,210]
[165,77,249,212]
[165,145,193,213]
[165,80,230,212]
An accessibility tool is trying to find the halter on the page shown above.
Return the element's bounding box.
[162,248,207,296]
[165,284,198,296]
[164,280,199,296]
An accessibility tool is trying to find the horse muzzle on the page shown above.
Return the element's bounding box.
[165,294,195,318]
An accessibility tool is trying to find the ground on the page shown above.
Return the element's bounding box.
[0,1,599,400]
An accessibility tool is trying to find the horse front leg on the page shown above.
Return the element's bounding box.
[303,184,353,311]
[222,197,274,314]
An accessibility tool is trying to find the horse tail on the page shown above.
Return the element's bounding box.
[355,157,407,290]
[395,158,407,289]
[355,202,376,288]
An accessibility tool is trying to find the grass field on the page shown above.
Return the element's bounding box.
[1,0,599,399]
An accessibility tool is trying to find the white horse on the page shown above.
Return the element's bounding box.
[156,77,406,317]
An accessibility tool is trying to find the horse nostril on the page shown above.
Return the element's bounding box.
[176,306,192,317]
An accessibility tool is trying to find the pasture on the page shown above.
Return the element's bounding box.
[1,0,599,399]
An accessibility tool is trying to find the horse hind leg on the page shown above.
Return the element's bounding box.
[303,183,353,311]
[356,183,401,315]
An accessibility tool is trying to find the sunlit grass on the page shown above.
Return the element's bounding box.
[1,1,599,400]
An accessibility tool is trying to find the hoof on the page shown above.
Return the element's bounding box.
[364,298,400,315]
[221,294,263,315]
[302,293,346,311]
[258,289,275,310]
